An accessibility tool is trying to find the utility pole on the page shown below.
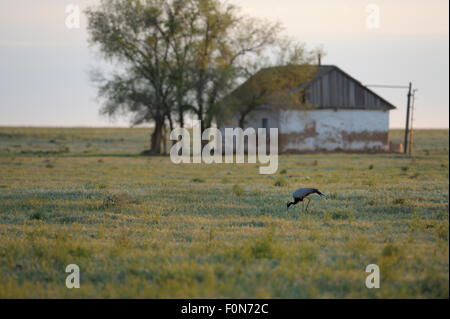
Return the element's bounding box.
[365,83,414,155]
[409,89,418,156]
[404,82,412,154]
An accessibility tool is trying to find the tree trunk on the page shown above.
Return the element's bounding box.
[238,114,246,128]
[238,106,254,128]
[166,112,175,150]
[149,119,164,154]
[178,108,184,128]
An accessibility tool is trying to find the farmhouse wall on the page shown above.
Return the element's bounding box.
[278,109,389,152]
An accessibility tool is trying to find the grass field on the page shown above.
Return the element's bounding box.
[0,127,448,298]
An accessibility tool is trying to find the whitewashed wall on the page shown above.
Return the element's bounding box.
[218,109,390,152]
[279,109,390,151]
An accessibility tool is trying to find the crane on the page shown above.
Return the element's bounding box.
[287,187,326,212]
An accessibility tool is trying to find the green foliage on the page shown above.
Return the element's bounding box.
[274,177,287,187]
[29,211,46,221]
[85,0,290,153]
[232,184,244,197]
[221,64,318,127]
[249,230,277,259]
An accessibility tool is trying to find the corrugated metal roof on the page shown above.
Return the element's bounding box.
[227,64,396,111]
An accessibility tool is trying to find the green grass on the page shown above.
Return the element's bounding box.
[0,127,448,298]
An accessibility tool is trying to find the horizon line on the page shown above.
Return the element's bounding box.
[0,125,448,130]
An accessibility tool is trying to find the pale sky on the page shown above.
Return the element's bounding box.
[0,0,448,128]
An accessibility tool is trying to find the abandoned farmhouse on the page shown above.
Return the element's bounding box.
[220,65,397,152]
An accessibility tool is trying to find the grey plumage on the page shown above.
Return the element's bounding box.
[287,187,326,212]
[293,188,323,200]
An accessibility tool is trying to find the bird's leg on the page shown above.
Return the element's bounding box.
[305,198,311,213]
[302,201,304,212]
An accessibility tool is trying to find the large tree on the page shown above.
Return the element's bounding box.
[87,0,199,154]
[87,0,317,153]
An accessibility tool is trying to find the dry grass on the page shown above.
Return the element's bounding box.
[0,127,448,298]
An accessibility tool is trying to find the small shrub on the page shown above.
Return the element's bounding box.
[114,231,131,247]
[29,211,45,221]
[45,163,54,169]
[298,243,317,262]
[192,177,205,183]
[401,166,409,172]
[208,228,215,242]
[409,212,422,232]
[369,164,374,170]
[274,177,287,187]
[232,184,244,197]
[382,243,401,258]
[331,209,353,220]
[393,198,405,205]
[409,173,420,179]
[279,169,287,175]
[68,245,92,258]
[250,231,276,259]
[152,209,161,225]
[103,192,134,208]
[58,146,70,153]
[436,223,449,240]
[379,243,405,281]
[97,183,107,190]
[364,179,375,187]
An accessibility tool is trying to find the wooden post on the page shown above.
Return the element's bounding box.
[409,89,417,156]
[404,82,412,154]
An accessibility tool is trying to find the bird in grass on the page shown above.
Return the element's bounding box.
[287,188,326,212]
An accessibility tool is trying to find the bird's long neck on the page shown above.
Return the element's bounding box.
[287,201,294,208]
